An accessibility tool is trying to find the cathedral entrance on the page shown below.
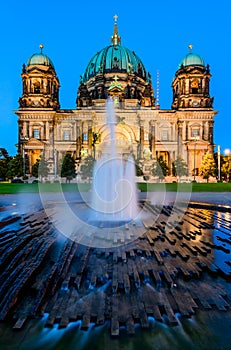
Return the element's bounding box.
[96,125,136,159]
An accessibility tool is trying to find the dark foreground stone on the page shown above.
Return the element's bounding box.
[0,202,231,337]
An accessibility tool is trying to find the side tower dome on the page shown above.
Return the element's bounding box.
[172,45,213,110]
[178,52,204,68]
[19,45,60,110]
[77,16,154,108]
[28,52,55,68]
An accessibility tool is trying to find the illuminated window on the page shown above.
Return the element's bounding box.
[192,129,199,138]
[162,130,168,141]
[191,80,199,94]
[83,133,88,141]
[34,81,40,94]
[33,129,40,139]
[63,130,70,141]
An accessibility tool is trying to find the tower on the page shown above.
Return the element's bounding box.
[19,44,60,110]
[16,45,60,174]
[171,45,217,178]
[171,45,213,110]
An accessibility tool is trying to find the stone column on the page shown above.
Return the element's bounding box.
[149,121,155,158]
[76,120,81,159]
[23,121,27,137]
[29,124,32,138]
[185,79,190,94]
[185,121,189,141]
[209,121,214,145]
[140,122,144,159]
[41,123,44,140]
[182,121,186,141]
[45,121,49,140]
[73,121,76,141]
[88,120,93,156]
[203,121,209,141]
[177,121,183,156]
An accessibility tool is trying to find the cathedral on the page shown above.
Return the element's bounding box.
[15,16,217,179]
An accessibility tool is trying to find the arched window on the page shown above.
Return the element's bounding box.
[191,80,199,94]
[33,81,40,94]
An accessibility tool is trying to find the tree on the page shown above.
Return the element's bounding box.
[80,155,95,182]
[60,154,76,182]
[172,156,188,179]
[0,148,12,180]
[199,152,217,182]
[32,155,49,179]
[221,155,231,181]
[135,161,143,176]
[151,156,169,181]
[0,148,11,160]
[6,154,23,179]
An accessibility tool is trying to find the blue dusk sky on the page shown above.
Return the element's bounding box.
[0,0,230,155]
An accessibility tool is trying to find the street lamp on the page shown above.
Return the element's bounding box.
[224,148,231,156]
[20,136,28,177]
[217,145,221,181]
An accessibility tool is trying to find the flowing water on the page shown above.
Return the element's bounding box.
[91,99,138,224]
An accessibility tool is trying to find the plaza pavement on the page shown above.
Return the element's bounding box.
[1,191,231,220]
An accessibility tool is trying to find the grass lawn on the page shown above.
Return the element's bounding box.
[138,182,231,192]
[0,183,91,194]
[0,182,231,194]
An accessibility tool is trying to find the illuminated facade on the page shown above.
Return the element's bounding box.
[15,17,217,178]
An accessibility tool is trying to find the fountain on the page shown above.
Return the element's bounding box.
[90,98,139,226]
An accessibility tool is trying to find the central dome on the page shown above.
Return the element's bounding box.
[77,16,154,108]
[83,44,147,82]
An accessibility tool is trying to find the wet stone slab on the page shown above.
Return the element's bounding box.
[0,202,231,337]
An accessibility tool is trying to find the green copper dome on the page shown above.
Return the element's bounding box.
[83,16,147,82]
[83,45,147,82]
[28,45,54,68]
[178,52,205,69]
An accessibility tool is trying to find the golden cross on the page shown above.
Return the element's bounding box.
[114,14,118,23]
[39,44,44,53]
[188,44,193,51]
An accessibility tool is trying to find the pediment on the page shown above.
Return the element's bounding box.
[188,68,204,75]
[108,85,124,92]
[159,122,171,128]
[187,139,209,147]
[25,138,44,147]
[27,66,50,74]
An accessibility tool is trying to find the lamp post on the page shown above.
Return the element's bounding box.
[21,136,28,177]
[217,145,221,181]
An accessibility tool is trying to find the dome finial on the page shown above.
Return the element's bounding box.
[188,44,193,52]
[39,44,44,54]
[111,14,121,46]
